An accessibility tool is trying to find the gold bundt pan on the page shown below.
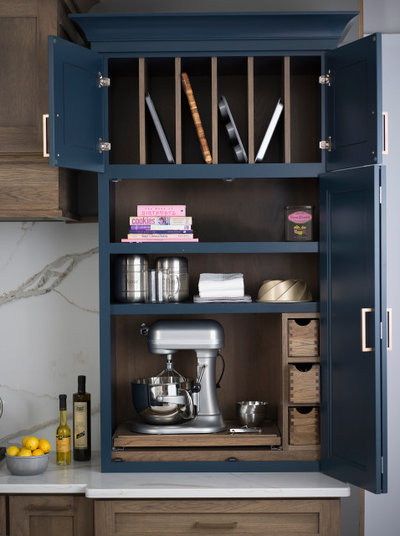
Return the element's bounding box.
[256,279,312,302]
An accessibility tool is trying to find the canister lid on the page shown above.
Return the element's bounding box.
[115,254,149,268]
[155,256,188,272]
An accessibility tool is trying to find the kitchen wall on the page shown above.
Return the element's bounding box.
[0,223,99,448]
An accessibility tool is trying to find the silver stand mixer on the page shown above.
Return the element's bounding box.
[131,319,225,434]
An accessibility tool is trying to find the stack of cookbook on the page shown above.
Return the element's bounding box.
[121,205,198,242]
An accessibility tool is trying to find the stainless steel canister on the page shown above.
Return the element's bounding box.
[114,254,149,303]
[155,256,189,302]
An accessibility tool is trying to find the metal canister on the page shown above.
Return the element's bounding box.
[114,255,149,303]
[155,256,189,303]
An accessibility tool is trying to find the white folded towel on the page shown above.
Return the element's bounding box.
[198,273,245,298]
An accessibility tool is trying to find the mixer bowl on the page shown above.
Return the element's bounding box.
[131,376,194,425]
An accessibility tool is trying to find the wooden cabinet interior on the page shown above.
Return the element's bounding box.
[107,55,321,166]
[111,313,320,463]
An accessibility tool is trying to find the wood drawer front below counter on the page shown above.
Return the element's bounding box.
[94,499,340,536]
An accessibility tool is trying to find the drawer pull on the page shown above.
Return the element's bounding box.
[27,504,72,512]
[193,521,238,530]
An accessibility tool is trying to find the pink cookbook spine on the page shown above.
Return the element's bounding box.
[137,205,186,216]
[121,238,198,242]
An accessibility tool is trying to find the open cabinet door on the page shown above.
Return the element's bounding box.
[325,33,382,172]
[48,36,106,172]
[320,166,387,494]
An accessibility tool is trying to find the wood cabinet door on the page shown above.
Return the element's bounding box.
[9,495,94,536]
[0,496,6,536]
[0,0,58,155]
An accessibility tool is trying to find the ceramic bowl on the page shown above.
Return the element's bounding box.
[5,453,49,476]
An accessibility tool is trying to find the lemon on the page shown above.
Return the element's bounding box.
[18,448,32,457]
[38,438,51,453]
[6,446,20,456]
[21,436,30,447]
[25,436,39,451]
[32,448,45,456]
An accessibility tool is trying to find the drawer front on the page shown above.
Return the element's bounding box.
[289,407,320,445]
[113,512,319,535]
[289,364,320,404]
[288,319,319,357]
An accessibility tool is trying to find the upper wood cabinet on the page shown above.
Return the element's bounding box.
[0,0,98,221]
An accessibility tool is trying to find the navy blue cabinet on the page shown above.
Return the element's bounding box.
[48,12,386,493]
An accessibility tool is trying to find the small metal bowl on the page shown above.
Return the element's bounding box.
[237,400,268,427]
[5,453,49,476]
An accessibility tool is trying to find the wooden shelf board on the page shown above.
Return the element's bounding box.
[113,420,281,448]
[287,357,321,363]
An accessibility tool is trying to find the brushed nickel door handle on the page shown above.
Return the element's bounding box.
[361,308,373,352]
[387,308,392,351]
[42,113,49,157]
[193,521,238,529]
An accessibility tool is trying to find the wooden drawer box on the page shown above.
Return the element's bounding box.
[289,407,320,445]
[289,364,320,404]
[94,499,340,536]
[288,319,319,357]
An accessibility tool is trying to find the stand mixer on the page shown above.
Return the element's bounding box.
[131,319,225,434]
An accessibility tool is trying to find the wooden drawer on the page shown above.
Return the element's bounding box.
[94,499,340,536]
[289,364,320,404]
[288,319,319,357]
[289,407,320,445]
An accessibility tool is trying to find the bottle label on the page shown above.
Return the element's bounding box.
[56,436,71,453]
[74,402,88,449]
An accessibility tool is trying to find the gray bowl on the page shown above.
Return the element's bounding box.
[237,400,268,427]
[5,453,49,476]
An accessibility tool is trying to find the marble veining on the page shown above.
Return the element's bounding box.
[0,246,98,307]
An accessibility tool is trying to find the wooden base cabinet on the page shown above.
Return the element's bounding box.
[8,495,94,536]
[94,499,340,536]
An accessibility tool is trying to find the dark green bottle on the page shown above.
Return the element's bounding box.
[73,376,91,461]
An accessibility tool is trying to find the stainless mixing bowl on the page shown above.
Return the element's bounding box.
[131,376,194,425]
[237,400,268,427]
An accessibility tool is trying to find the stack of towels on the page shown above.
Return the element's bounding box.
[194,273,252,303]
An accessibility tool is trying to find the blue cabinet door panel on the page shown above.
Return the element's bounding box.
[320,166,387,494]
[326,34,382,171]
[48,36,105,172]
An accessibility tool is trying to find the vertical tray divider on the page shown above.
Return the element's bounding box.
[247,56,255,164]
[139,57,148,165]
[284,56,291,164]
[175,57,182,165]
[211,57,218,164]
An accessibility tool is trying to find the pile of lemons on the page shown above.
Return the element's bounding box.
[6,437,51,457]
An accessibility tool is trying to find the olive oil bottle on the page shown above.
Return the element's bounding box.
[56,394,71,465]
[73,375,91,461]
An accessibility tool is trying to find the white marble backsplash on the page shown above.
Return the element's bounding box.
[0,222,100,449]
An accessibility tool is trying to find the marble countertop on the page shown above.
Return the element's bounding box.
[0,453,350,498]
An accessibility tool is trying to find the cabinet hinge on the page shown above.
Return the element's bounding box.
[380,321,383,340]
[98,72,111,88]
[319,71,331,86]
[380,186,383,204]
[319,136,332,152]
[98,138,111,153]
